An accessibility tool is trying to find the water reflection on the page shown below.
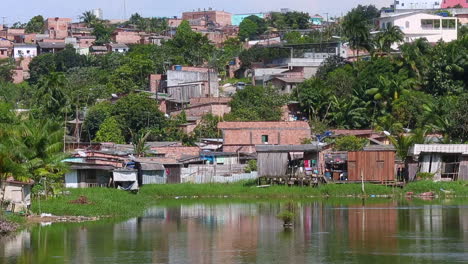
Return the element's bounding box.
[1,200,468,264]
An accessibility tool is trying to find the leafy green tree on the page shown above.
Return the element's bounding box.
[95,117,125,143]
[330,95,370,129]
[166,21,214,65]
[398,38,431,81]
[82,102,113,142]
[447,93,468,142]
[110,54,155,93]
[193,114,221,139]
[25,15,45,33]
[293,78,333,122]
[239,16,267,41]
[0,58,14,82]
[10,21,26,29]
[92,22,114,45]
[392,90,434,129]
[111,93,165,141]
[325,65,356,98]
[334,135,368,151]
[225,86,287,121]
[316,55,350,80]
[34,72,68,118]
[28,54,56,84]
[268,12,311,30]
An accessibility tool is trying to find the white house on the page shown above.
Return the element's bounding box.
[379,12,458,44]
[108,43,129,53]
[13,44,37,59]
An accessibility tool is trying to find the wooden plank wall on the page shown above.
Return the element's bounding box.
[348,151,395,182]
[459,156,468,181]
[258,152,289,177]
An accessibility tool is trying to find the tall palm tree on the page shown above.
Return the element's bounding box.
[35,72,69,118]
[80,11,98,26]
[341,11,372,58]
[374,26,404,55]
[398,38,431,81]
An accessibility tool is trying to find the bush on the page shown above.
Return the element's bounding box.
[416,172,434,180]
[244,160,257,173]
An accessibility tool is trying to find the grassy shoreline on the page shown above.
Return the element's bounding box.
[26,181,468,218]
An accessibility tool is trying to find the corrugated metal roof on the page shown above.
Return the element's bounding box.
[410,144,468,156]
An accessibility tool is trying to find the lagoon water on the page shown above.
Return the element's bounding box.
[1,200,468,264]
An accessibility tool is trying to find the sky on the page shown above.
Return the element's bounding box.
[2,0,391,24]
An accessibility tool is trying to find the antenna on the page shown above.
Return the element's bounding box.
[1,17,6,27]
[123,0,127,19]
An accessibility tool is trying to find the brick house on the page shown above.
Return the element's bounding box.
[218,121,311,153]
[170,97,231,118]
[45,18,72,39]
[182,9,232,26]
[112,31,142,44]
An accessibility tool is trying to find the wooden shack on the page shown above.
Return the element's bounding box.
[347,150,396,183]
[256,144,323,178]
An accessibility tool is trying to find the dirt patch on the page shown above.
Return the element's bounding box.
[69,196,92,205]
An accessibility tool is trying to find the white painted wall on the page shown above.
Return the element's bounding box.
[65,170,79,188]
[13,46,37,58]
[380,13,458,44]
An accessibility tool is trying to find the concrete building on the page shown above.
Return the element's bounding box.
[409,144,468,181]
[45,17,72,39]
[379,12,457,43]
[108,43,129,53]
[441,0,468,8]
[182,9,232,26]
[38,41,66,54]
[393,0,442,9]
[0,39,12,58]
[13,44,37,58]
[218,121,311,153]
[92,8,104,20]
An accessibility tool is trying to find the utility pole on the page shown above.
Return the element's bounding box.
[123,0,127,19]
[1,17,6,27]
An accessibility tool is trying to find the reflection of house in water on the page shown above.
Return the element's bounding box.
[409,144,468,181]
[347,202,398,253]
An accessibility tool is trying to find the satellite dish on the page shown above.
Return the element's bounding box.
[383,131,391,136]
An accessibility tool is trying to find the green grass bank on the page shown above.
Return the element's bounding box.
[29,181,468,217]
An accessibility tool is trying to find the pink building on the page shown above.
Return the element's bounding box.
[182,9,232,26]
[45,17,72,39]
[218,121,311,153]
[441,0,468,8]
[112,31,142,44]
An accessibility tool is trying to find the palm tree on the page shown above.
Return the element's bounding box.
[131,131,151,157]
[398,38,431,81]
[374,26,404,55]
[341,11,372,58]
[35,72,68,118]
[330,95,370,129]
[387,128,428,161]
[366,75,416,112]
[80,11,98,26]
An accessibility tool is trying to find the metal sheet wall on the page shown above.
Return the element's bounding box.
[347,151,395,182]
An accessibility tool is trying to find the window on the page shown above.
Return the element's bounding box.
[421,19,440,29]
[442,19,456,29]
[261,135,269,144]
[26,50,30,54]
